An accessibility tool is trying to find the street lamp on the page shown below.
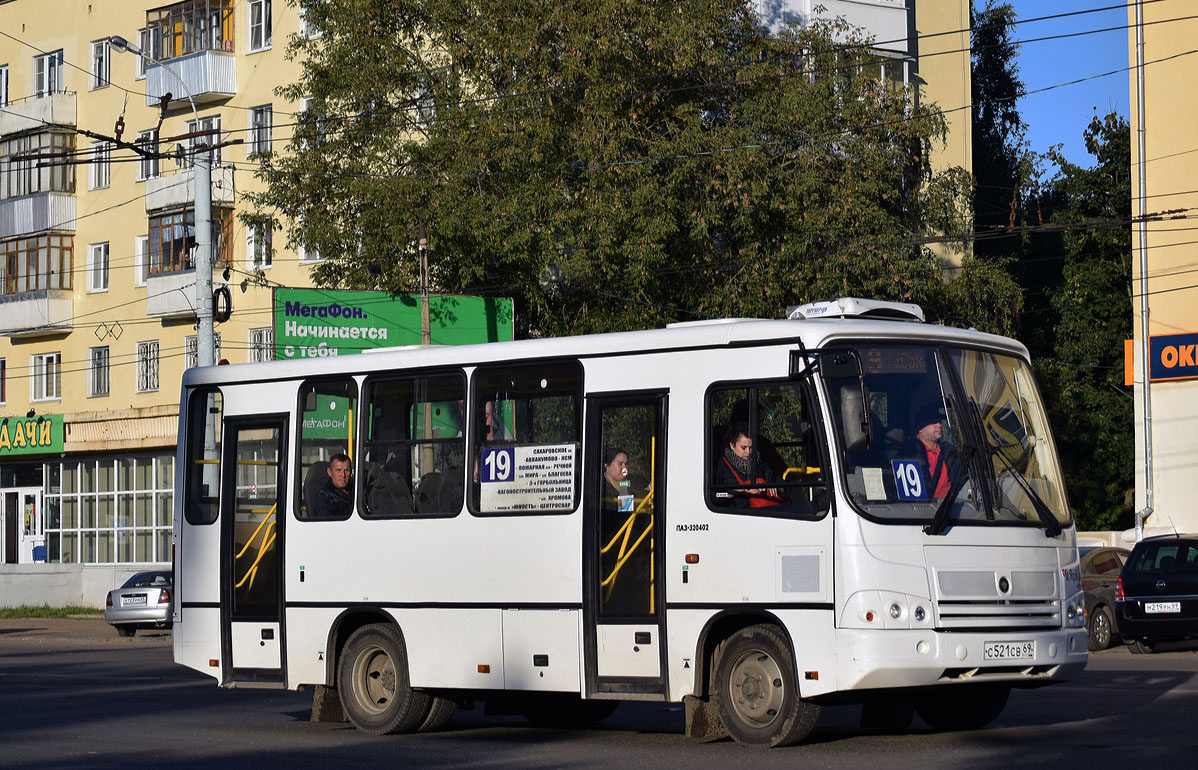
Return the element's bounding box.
[110,34,216,369]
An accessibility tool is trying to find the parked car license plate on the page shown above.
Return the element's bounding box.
[1146,601,1181,614]
[122,595,147,607]
[983,641,1035,660]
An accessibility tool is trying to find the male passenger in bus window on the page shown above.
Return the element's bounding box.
[315,454,354,517]
[912,407,953,498]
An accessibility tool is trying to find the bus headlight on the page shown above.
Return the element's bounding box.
[1064,595,1086,628]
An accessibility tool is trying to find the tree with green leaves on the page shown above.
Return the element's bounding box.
[1035,113,1132,531]
[249,0,1018,337]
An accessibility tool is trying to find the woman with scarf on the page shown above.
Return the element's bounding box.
[715,422,782,508]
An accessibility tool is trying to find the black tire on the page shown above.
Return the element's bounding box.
[711,624,820,748]
[1087,606,1114,651]
[116,627,136,637]
[418,696,457,732]
[338,623,431,734]
[521,694,619,728]
[1127,639,1156,654]
[914,684,1010,731]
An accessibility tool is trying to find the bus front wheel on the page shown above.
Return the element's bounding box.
[338,623,431,734]
[712,624,820,747]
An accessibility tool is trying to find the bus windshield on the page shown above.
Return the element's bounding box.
[826,343,1070,531]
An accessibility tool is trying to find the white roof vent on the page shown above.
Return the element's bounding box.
[786,297,925,323]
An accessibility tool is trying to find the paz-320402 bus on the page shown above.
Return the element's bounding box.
[172,297,1087,747]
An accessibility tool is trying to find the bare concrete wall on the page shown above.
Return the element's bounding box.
[0,563,170,609]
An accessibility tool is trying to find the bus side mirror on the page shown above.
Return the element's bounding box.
[839,386,873,452]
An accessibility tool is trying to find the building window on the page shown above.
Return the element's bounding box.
[31,352,61,401]
[147,207,233,275]
[90,40,110,90]
[185,333,222,369]
[146,0,235,61]
[1,131,75,200]
[1,234,73,297]
[249,327,274,362]
[33,50,64,97]
[186,115,221,166]
[134,235,149,287]
[43,453,176,564]
[135,130,159,181]
[249,105,272,157]
[134,27,162,80]
[0,65,9,107]
[248,0,272,52]
[88,242,109,292]
[298,3,321,39]
[137,341,159,393]
[89,346,110,397]
[89,142,111,189]
[248,221,273,269]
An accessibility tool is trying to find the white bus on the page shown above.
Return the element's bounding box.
[172,297,1087,747]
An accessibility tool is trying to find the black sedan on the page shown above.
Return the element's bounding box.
[1116,535,1198,653]
[1081,545,1130,650]
[104,571,173,637]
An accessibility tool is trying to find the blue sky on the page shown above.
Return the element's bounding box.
[1006,0,1129,172]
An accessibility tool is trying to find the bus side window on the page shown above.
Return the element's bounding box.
[360,372,466,518]
[296,378,358,520]
[471,360,583,515]
[707,381,827,518]
[184,388,222,525]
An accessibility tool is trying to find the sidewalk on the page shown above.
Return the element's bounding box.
[0,616,171,645]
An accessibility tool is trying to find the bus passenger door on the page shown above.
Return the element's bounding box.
[220,417,287,684]
[585,394,667,697]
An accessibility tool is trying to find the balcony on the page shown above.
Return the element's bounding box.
[144,166,235,212]
[0,290,72,338]
[146,269,199,318]
[0,92,76,137]
[144,50,236,109]
[0,193,75,240]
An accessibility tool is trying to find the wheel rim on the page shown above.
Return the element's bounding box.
[1093,611,1111,647]
[351,644,397,716]
[726,647,786,728]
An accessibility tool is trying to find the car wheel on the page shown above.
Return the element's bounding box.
[521,694,619,727]
[915,684,1010,731]
[1127,639,1156,654]
[1087,606,1114,651]
[337,623,431,734]
[712,624,820,748]
[116,627,136,638]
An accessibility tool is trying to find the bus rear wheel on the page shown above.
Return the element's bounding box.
[914,684,1010,731]
[712,624,819,747]
[338,623,431,734]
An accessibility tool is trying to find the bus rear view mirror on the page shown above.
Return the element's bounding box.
[818,351,862,380]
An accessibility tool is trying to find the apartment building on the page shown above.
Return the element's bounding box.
[0,0,310,566]
[1127,1,1198,535]
[0,0,972,572]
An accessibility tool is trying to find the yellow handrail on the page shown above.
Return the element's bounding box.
[599,436,657,613]
[235,528,276,590]
[234,503,277,560]
[783,466,822,479]
[234,502,277,591]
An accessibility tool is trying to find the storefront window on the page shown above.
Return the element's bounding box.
[42,453,175,564]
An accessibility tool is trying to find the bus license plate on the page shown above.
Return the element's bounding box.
[983,641,1035,661]
[1146,601,1181,614]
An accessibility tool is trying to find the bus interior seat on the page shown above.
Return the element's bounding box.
[302,460,330,515]
[364,462,413,516]
[416,471,463,514]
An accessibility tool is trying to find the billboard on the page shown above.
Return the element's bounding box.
[0,413,64,457]
[273,289,514,359]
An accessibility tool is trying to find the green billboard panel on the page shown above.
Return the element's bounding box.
[0,413,64,457]
[273,289,514,359]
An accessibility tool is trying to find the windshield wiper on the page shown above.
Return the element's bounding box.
[923,444,974,536]
[989,446,1063,538]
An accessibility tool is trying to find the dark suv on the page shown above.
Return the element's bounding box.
[1116,535,1198,653]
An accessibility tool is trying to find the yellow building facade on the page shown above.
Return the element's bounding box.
[1128,1,1198,536]
[0,0,313,565]
[0,0,973,569]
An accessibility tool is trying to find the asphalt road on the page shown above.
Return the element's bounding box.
[3,618,1198,769]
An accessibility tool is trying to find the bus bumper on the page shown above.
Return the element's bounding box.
[833,627,1089,692]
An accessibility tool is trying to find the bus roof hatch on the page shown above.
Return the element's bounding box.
[786,297,925,323]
